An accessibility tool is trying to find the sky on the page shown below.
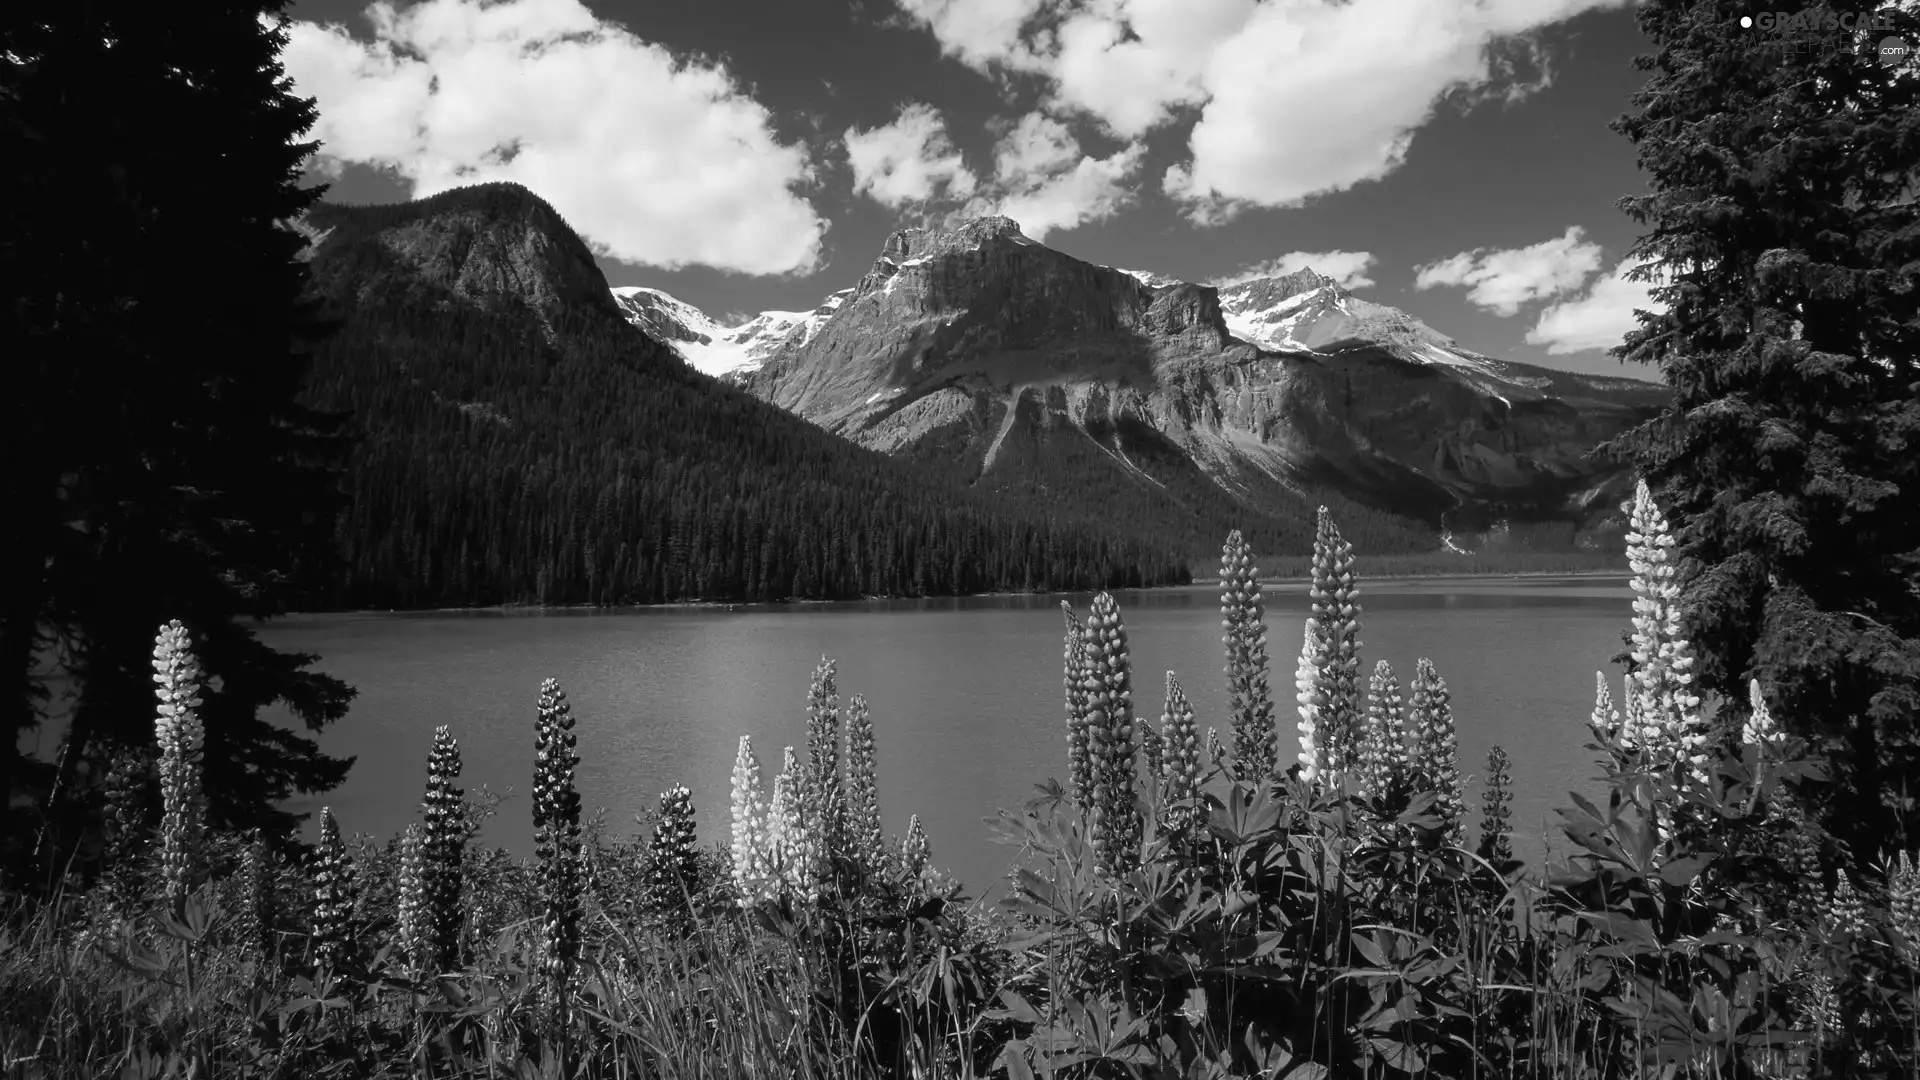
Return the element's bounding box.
[281,0,1677,380]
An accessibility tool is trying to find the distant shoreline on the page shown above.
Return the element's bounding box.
[291,568,1630,619]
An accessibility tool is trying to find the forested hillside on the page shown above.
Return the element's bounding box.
[297,185,1207,608]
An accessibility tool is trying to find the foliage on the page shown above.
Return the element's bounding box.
[1606,0,1920,860]
[2,0,356,878]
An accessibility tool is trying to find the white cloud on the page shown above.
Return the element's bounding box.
[963,112,1145,240]
[1413,226,1604,316]
[1526,257,1665,354]
[844,103,979,207]
[889,0,1634,219]
[1214,250,1377,290]
[281,0,826,275]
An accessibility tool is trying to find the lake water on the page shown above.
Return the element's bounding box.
[261,578,1633,898]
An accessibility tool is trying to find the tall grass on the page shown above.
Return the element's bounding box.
[3,484,1916,1078]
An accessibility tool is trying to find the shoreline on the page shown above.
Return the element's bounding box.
[286,567,1629,619]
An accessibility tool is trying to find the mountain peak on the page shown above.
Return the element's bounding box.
[880,215,1031,265]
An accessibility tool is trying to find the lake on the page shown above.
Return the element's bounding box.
[261,577,1633,898]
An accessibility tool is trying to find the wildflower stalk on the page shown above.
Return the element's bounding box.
[900,813,930,886]
[729,736,773,907]
[843,693,887,880]
[233,829,276,959]
[421,725,466,974]
[1309,508,1363,782]
[1294,622,1325,783]
[533,678,585,1013]
[152,620,207,909]
[1061,602,1094,810]
[1890,851,1920,962]
[1160,673,1201,838]
[768,747,818,904]
[1220,530,1276,779]
[311,807,357,971]
[1624,479,1706,787]
[100,750,150,913]
[1409,659,1465,846]
[805,656,845,878]
[395,824,429,975]
[643,786,701,927]
[1083,592,1141,875]
[1137,717,1164,782]
[1358,660,1409,806]
[1478,746,1514,864]
[1590,671,1622,748]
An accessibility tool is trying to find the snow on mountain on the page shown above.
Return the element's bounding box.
[610,285,849,377]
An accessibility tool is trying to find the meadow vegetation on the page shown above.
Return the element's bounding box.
[2,484,1916,1079]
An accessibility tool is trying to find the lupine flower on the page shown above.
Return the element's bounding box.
[1061,603,1095,811]
[100,750,150,912]
[767,747,818,904]
[1889,850,1920,959]
[1294,622,1325,783]
[533,678,585,1006]
[395,824,430,973]
[1220,531,1276,778]
[1624,480,1707,787]
[644,786,702,924]
[1083,592,1141,875]
[729,736,774,906]
[805,657,846,866]
[1409,659,1465,846]
[233,829,276,957]
[1589,671,1622,747]
[1795,971,1841,1035]
[1478,746,1514,864]
[311,806,358,970]
[900,813,930,884]
[1741,679,1782,748]
[1159,673,1202,833]
[152,620,207,908]
[1205,726,1224,767]
[421,725,466,974]
[843,694,888,880]
[1358,660,1409,805]
[1309,508,1363,777]
[1137,717,1165,782]
[1825,870,1867,938]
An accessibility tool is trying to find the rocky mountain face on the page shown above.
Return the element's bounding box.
[644,216,1667,544]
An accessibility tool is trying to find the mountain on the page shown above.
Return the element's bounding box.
[291,184,1192,608]
[609,285,852,377]
[690,215,1666,553]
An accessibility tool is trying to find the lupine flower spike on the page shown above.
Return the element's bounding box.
[152,620,207,908]
[1083,593,1141,875]
[1295,622,1326,784]
[1309,508,1363,778]
[1061,603,1095,811]
[1590,672,1622,748]
[1159,673,1202,834]
[395,824,430,973]
[1137,717,1165,782]
[843,694,888,880]
[311,807,358,970]
[1478,747,1514,864]
[1220,531,1276,778]
[1889,851,1920,960]
[644,786,702,924]
[1409,659,1465,845]
[1825,870,1867,938]
[900,813,931,884]
[729,736,773,906]
[768,747,818,904]
[805,657,845,873]
[421,725,466,973]
[1358,660,1409,805]
[1624,479,1707,787]
[234,830,276,957]
[533,678,585,1009]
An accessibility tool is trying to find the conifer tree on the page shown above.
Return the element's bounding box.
[1,0,356,865]
[1608,0,1920,854]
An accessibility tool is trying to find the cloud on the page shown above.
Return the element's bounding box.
[888,0,1634,219]
[1526,258,1664,354]
[1413,226,1604,316]
[1214,250,1378,290]
[963,112,1145,240]
[844,103,979,207]
[281,0,826,275]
